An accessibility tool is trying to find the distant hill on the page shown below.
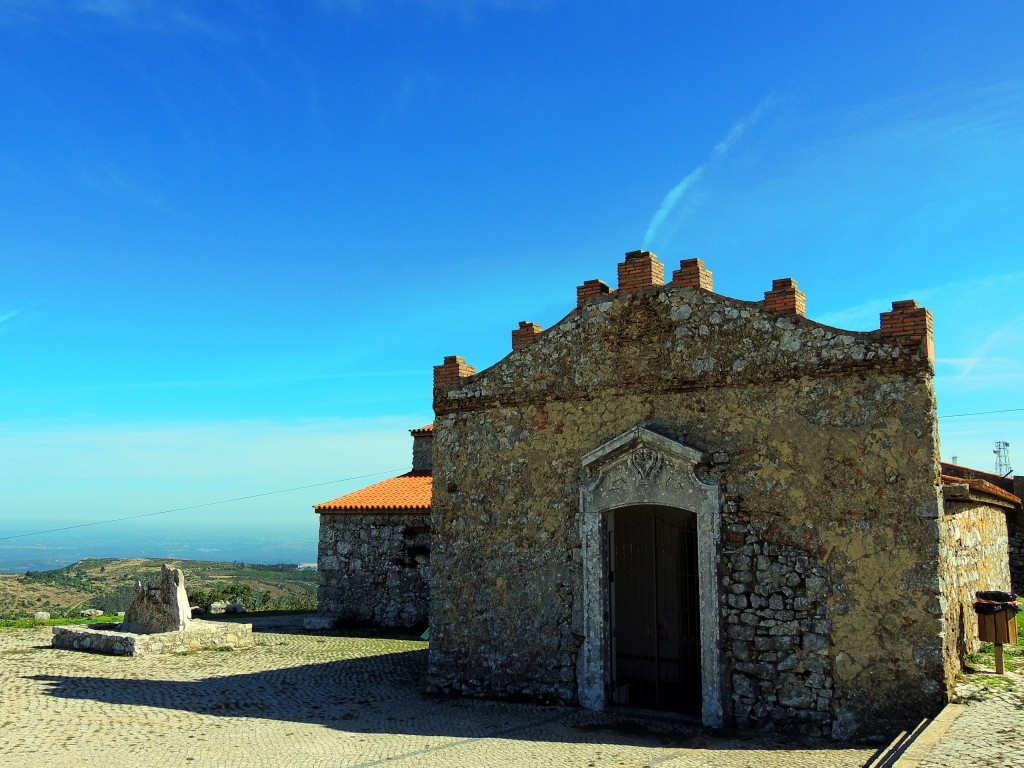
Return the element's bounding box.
[0,558,319,619]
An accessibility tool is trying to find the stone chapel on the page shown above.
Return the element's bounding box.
[314,250,1022,741]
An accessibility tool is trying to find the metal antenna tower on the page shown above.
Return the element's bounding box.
[994,441,1012,476]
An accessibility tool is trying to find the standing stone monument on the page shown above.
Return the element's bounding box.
[52,563,253,655]
[120,564,192,634]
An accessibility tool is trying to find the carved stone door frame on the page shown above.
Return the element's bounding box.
[577,426,723,727]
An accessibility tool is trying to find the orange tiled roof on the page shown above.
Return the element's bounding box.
[410,424,433,435]
[315,471,432,513]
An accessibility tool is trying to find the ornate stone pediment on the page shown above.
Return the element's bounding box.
[580,426,716,515]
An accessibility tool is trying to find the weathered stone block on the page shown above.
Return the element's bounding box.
[121,564,191,634]
[52,620,252,656]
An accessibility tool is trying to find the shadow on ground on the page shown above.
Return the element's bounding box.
[28,642,872,754]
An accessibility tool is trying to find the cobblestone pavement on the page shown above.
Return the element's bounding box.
[910,655,1024,768]
[0,620,1004,768]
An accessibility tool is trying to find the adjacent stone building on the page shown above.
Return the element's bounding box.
[938,461,1022,669]
[941,462,1024,597]
[426,250,1020,741]
[309,426,433,629]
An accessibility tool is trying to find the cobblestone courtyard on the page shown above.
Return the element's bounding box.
[0,620,1020,767]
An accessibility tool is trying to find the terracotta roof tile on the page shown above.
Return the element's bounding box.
[410,424,434,435]
[315,471,432,513]
[941,474,1021,506]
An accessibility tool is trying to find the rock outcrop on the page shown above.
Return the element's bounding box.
[120,564,191,634]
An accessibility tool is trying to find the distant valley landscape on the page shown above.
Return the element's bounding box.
[0,530,317,575]
[0,557,319,620]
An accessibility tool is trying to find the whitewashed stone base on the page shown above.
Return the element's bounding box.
[52,620,253,656]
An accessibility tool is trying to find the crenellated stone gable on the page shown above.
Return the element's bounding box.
[429,250,945,741]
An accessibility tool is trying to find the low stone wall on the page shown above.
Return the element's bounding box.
[317,513,430,628]
[940,497,1012,669]
[51,620,253,656]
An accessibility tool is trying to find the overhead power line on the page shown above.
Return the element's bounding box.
[938,407,1024,419]
[3,406,1021,543]
[0,468,407,543]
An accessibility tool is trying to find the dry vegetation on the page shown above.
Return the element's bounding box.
[0,558,318,619]
[0,574,94,616]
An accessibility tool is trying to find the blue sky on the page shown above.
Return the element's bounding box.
[1,1,1022,565]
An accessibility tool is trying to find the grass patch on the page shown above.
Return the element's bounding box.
[968,642,1021,673]
[958,673,1017,701]
[958,620,1024,702]
[0,615,122,629]
[1,609,314,629]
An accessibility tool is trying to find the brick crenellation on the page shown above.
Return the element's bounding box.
[512,321,543,350]
[576,279,611,308]
[617,250,665,294]
[879,300,935,361]
[763,278,807,318]
[492,251,932,377]
[433,356,476,387]
[671,258,714,291]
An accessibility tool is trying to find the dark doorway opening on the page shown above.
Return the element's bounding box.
[608,505,701,715]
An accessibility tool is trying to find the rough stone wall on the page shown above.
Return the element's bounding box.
[1010,511,1024,595]
[940,498,1012,669]
[317,513,430,628]
[1012,477,1024,594]
[430,278,944,740]
[939,468,1022,596]
[723,540,835,733]
[412,433,434,472]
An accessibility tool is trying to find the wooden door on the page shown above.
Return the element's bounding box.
[609,505,701,715]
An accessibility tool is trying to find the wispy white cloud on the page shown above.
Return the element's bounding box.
[163,8,229,39]
[0,309,22,337]
[816,271,1024,331]
[937,356,1022,373]
[2,0,543,34]
[936,357,1024,392]
[643,95,777,249]
[641,167,707,251]
[419,0,552,11]
[817,79,1024,148]
[950,312,1024,381]
[0,0,227,38]
[0,416,421,533]
[79,166,168,210]
[0,368,423,395]
[314,0,365,10]
[73,0,147,21]
[813,299,889,332]
[316,0,550,13]
[814,272,1024,434]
